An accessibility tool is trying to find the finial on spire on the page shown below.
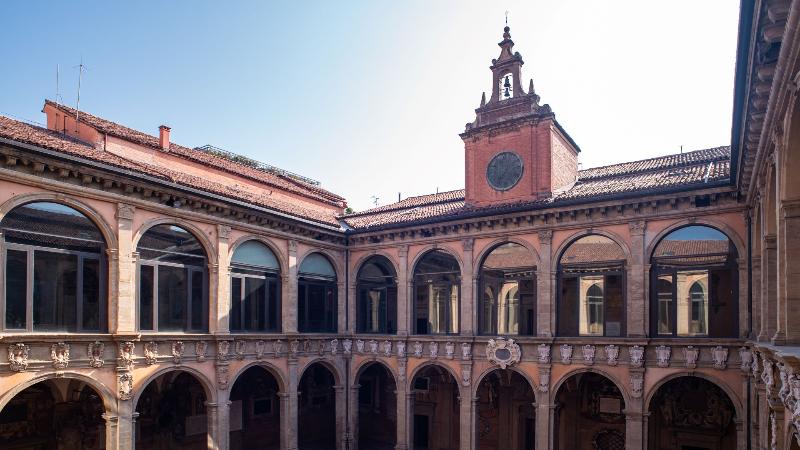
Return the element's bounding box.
[480,92,486,107]
[505,10,509,25]
[529,79,535,94]
[503,26,511,40]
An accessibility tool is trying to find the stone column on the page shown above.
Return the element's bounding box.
[334,385,348,450]
[537,230,553,337]
[115,203,136,333]
[535,365,551,450]
[397,245,409,336]
[627,221,646,337]
[624,411,645,450]
[348,280,357,334]
[751,255,762,339]
[115,401,137,450]
[102,413,118,450]
[285,240,299,334]
[210,388,231,450]
[779,202,800,343]
[350,382,360,450]
[461,238,475,335]
[395,359,409,450]
[459,385,473,450]
[287,358,299,450]
[338,279,347,334]
[277,392,290,450]
[405,392,415,450]
[761,235,777,342]
[212,225,231,334]
[206,402,220,450]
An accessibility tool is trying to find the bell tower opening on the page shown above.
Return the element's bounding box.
[461,25,580,207]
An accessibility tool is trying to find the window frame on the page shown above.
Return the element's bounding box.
[557,266,626,337]
[412,274,461,335]
[355,257,397,335]
[297,274,338,333]
[477,246,537,336]
[229,263,281,333]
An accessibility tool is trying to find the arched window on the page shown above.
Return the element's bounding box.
[1,202,107,331]
[356,256,397,334]
[557,235,625,337]
[651,225,738,337]
[413,250,460,334]
[298,253,337,332]
[499,73,513,99]
[137,224,207,332]
[478,243,536,335]
[230,240,281,333]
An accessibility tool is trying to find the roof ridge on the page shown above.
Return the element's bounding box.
[343,189,465,218]
[578,146,730,181]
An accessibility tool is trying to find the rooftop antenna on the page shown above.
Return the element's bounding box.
[505,10,509,25]
[74,57,87,131]
[371,195,379,206]
[56,64,60,107]
[680,145,683,154]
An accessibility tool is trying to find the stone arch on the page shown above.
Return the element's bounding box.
[645,218,746,261]
[0,192,118,250]
[229,360,288,394]
[643,372,743,421]
[552,228,632,268]
[133,217,217,262]
[473,236,541,274]
[0,371,116,414]
[472,365,538,401]
[354,358,399,384]
[298,357,344,386]
[228,234,288,274]
[409,244,465,278]
[296,247,344,281]
[551,367,631,407]
[407,360,461,391]
[351,250,401,280]
[131,365,216,407]
[779,88,800,202]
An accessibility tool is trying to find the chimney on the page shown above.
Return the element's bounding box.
[159,125,171,150]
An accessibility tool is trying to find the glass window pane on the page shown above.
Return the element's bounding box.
[299,253,336,279]
[33,250,78,331]
[157,265,187,332]
[1,202,104,253]
[657,275,673,335]
[191,271,204,331]
[579,277,604,336]
[244,277,266,331]
[676,270,708,336]
[558,277,579,336]
[231,277,242,331]
[604,274,624,337]
[82,258,101,331]
[267,279,279,332]
[139,265,154,330]
[137,224,206,265]
[709,268,737,337]
[5,249,27,329]
[232,240,279,270]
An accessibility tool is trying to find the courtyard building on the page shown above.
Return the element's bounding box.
[0,1,799,449]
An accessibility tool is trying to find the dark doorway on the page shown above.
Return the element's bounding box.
[410,365,459,450]
[135,371,208,450]
[229,366,282,450]
[554,372,625,450]
[476,370,535,450]
[358,363,397,450]
[298,363,336,450]
[414,414,429,448]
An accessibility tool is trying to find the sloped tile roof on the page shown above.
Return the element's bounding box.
[342,147,732,230]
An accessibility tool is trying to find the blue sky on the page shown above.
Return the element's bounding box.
[0,1,740,211]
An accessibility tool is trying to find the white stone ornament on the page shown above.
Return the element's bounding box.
[290,339,300,355]
[739,347,752,372]
[630,372,644,398]
[684,346,699,369]
[605,345,619,366]
[255,340,266,359]
[303,339,311,353]
[144,342,159,365]
[752,351,761,378]
[629,345,645,368]
[217,364,229,390]
[172,341,184,364]
[763,359,775,394]
[397,341,406,358]
[461,366,471,386]
[356,339,365,354]
[656,345,671,368]
[382,340,392,357]
[582,345,596,365]
[712,346,729,369]
[537,344,551,364]
[51,342,70,370]
[429,341,439,359]
[343,339,353,354]
[196,341,208,362]
[8,343,29,372]
[273,340,283,358]
[414,341,423,358]
[461,343,472,360]
[486,338,522,370]
[538,368,550,393]
[779,364,790,403]
[119,341,135,368]
[87,341,105,368]
[118,372,133,400]
[317,340,325,355]
[368,340,379,355]
[330,339,339,355]
[235,340,246,360]
[560,344,573,365]
[218,340,231,361]
[445,342,455,359]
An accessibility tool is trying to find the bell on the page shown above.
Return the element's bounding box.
[503,76,511,88]
[504,87,511,98]
[503,76,512,98]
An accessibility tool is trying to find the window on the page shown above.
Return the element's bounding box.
[478,243,536,335]
[413,250,460,334]
[137,224,207,332]
[499,73,513,99]
[1,202,106,332]
[230,240,281,332]
[650,225,737,337]
[356,256,397,334]
[298,253,337,332]
[557,235,625,337]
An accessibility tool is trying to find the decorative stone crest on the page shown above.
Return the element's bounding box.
[538,367,551,393]
[429,341,439,359]
[255,340,266,359]
[368,340,379,355]
[770,412,777,450]
[763,359,775,394]
[273,340,283,358]
[382,340,392,357]
[629,345,645,368]
[356,339,365,354]
[144,342,159,365]
[752,351,761,378]
[605,345,619,366]
[303,339,311,354]
[330,339,339,355]
[582,345,596,365]
[318,341,325,356]
[486,338,521,370]
[537,344,551,364]
[235,340,246,360]
[397,341,406,358]
[290,339,300,355]
[560,344,573,365]
[630,372,644,398]
[171,341,184,364]
[87,341,105,368]
[119,341,135,368]
[218,340,231,361]
[739,347,752,372]
[413,341,423,358]
[116,203,136,220]
[445,342,455,359]
[684,346,699,369]
[712,346,729,369]
[343,339,353,354]
[538,229,553,244]
[49,342,70,370]
[461,366,471,386]
[461,343,472,360]
[217,364,230,390]
[398,359,407,384]
[7,343,29,372]
[779,364,790,403]
[196,341,208,362]
[656,345,671,368]
[118,371,133,400]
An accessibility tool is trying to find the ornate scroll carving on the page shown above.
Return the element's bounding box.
[445,342,455,359]
[255,340,266,359]
[429,341,439,358]
[119,341,135,369]
[217,364,230,390]
[656,345,671,368]
[8,343,29,372]
[413,341,423,358]
[234,340,246,360]
[684,346,699,369]
[343,339,352,354]
[397,341,406,358]
[172,341,184,364]
[368,340,379,355]
[382,340,392,357]
[583,345,596,365]
[51,342,70,370]
[538,344,551,364]
[537,229,553,244]
[486,338,521,370]
[739,347,752,372]
[144,342,159,365]
[87,341,105,368]
[630,371,644,398]
[712,346,729,369]
[560,344,573,365]
[118,372,133,400]
[330,339,339,355]
[356,339,365,354]
[629,345,645,368]
[605,345,619,366]
[196,341,208,362]
[217,340,231,361]
[461,343,472,360]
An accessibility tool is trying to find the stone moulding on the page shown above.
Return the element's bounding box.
[486,338,521,370]
[8,343,30,372]
[51,342,70,370]
[88,341,105,368]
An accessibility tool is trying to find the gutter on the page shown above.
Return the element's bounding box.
[729,0,757,188]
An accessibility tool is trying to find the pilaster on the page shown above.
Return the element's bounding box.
[213,224,231,334]
[461,238,475,335]
[627,221,646,337]
[537,230,553,337]
[285,240,299,334]
[114,203,136,333]
[397,245,409,336]
[287,357,299,450]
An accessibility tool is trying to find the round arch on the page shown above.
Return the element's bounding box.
[473,237,541,273]
[643,372,743,420]
[409,245,465,278]
[296,248,344,281]
[552,229,632,268]
[353,358,399,384]
[407,360,461,391]
[229,361,288,394]
[551,367,631,407]
[297,357,344,386]
[132,217,217,262]
[645,219,746,262]
[0,193,118,250]
[472,365,538,401]
[131,366,216,407]
[0,371,116,414]
[352,251,400,280]
[228,235,288,274]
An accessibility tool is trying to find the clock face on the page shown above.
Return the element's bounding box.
[486,151,523,191]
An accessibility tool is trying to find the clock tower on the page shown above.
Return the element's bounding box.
[461,26,580,207]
